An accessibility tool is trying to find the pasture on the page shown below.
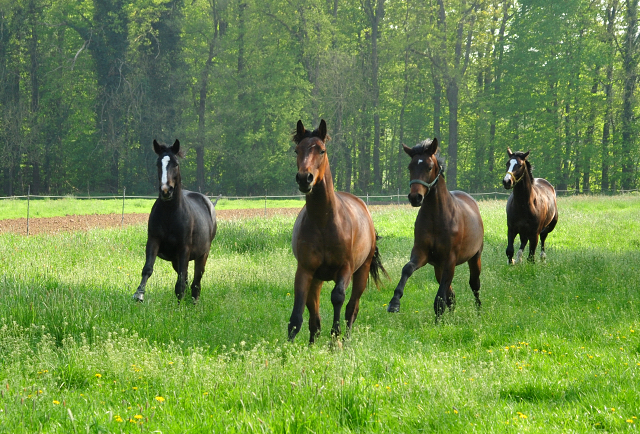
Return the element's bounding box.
[0,195,639,432]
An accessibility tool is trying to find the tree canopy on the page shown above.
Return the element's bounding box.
[1,0,638,196]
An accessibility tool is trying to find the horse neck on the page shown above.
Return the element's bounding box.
[420,174,453,218]
[513,171,534,204]
[304,163,337,223]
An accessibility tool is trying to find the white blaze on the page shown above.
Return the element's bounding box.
[504,159,517,183]
[161,156,170,186]
[418,159,423,164]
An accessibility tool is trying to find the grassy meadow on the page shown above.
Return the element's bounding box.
[0,194,639,432]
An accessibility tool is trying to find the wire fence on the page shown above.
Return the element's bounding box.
[1,188,638,235]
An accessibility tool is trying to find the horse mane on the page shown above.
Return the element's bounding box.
[292,126,331,144]
[512,151,533,181]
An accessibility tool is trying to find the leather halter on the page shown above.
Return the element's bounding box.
[409,165,443,196]
[507,165,525,185]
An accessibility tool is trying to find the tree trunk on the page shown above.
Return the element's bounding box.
[621,0,638,190]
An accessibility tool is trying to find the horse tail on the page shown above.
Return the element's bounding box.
[369,233,389,289]
[211,194,222,207]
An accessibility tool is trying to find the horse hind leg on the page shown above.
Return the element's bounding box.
[468,252,482,311]
[190,253,208,303]
[433,265,455,322]
[330,268,352,338]
[306,280,323,344]
[344,265,370,337]
[527,234,539,263]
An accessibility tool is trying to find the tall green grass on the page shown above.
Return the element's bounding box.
[0,194,639,432]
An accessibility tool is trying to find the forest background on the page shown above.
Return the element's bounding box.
[0,0,638,197]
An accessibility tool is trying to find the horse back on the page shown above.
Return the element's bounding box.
[183,190,217,241]
[532,178,558,229]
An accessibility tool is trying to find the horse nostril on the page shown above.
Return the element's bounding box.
[307,173,314,184]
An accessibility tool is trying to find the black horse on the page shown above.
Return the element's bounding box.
[133,139,219,303]
[502,148,558,264]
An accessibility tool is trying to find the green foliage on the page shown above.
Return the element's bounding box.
[1,196,640,431]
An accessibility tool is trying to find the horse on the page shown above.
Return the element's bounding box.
[133,139,219,303]
[387,138,484,319]
[502,148,558,264]
[289,119,387,343]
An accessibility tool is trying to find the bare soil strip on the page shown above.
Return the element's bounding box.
[0,207,303,235]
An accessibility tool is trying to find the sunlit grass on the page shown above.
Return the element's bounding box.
[0,194,639,432]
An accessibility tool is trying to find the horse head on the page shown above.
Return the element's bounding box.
[153,139,183,201]
[403,138,443,207]
[503,148,531,190]
[293,119,329,194]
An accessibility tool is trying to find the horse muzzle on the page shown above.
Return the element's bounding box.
[408,192,423,207]
[160,185,174,201]
[295,172,314,194]
[502,176,513,190]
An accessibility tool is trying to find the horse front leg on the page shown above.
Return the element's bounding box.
[467,251,482,311]
[516,234,528,264]
[387,250,428,313]
[330,267,352,338]
[288,268,312,342]
[133,239,159,302]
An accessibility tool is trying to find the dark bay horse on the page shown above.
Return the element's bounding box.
[387,138,484,319]
[133,139,218,303]
[289,119,387,343]
[502,148,558,264]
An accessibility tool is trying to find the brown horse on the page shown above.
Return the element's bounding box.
[289,119,387,343]
[387,138,484,319]
[502,148,558,264]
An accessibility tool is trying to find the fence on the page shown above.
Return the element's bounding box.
[1,188,638,235]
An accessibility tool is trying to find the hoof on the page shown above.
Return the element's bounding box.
[516,249,523,264]
[133,293,144,302]
[191,296,199,305]
[540,251,547,261]
[387,302,400,313]
[508,259,515,265]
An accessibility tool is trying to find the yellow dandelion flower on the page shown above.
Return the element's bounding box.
[519,414,527,419]
[154,396,165,402]
[95,373,102,378]
[53,400,60,405]
[132,387,138,390]
[114,415,123,422]
[627,419,634,423]
[611,408,615,412]
[134,414,143,420]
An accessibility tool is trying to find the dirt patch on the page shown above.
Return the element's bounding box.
[0,207,304,236]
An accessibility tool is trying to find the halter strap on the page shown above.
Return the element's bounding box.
[409,166,442,196]
[507,170,525,185]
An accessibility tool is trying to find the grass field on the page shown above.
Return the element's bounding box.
[0,194,639,432]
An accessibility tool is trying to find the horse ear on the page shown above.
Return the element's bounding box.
[507,147,513,157]
[153,139,162,155]
[317,119,327,142]
[428,137,439,154]
[294,120,306,143]
[402,143,413,157]
[171,139,180,155]
[523,150,530,159]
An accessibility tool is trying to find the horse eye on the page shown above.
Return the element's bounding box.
[294,149,298,154]
[319,149,325,155]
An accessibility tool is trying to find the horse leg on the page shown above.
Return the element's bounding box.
[433,263,455,322]
[434,264,455,313]
[539,217,557,260]
[527,234,539,263]
[344,264,370,336]
[506,227,517,265]
[288,268,312,341]
[190,253,208,303]
[305,279,323,344]
[172,251,189,302]
[330,267,353,338]
[133,239,159,302]
[387,250,428,312]
[468,252,482,311]
[516,234,527,264]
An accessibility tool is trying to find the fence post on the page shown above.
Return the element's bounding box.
[27,185,31,236]
[121,187,126,226]
[397,187,400,205]
[264,190,267,218]
[367,192,369,207]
